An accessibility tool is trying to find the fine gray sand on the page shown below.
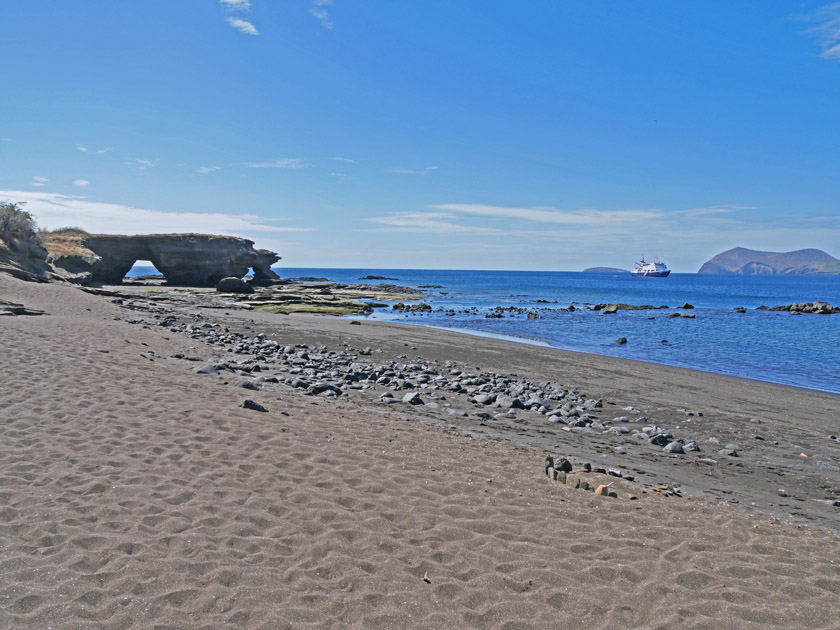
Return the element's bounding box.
[1,274,839,629]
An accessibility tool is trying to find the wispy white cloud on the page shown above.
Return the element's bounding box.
[195,165,221,174]
[31,177,48,188]
[362,202,840,270]
[0,137,11,142]
[431,203,663,226]
[389,165,439,175]
[77,145,113,154]
[246,158,306,169]
[73,179,90,188]
[332,157,357,164]
[0,190,314,238]
[364,211,500,235]
[227,16,260,35]
[675,205,754,217]
[127,158,156,170]
[800,2,840,60]
[220,0,259,34]
[310,0,334,29]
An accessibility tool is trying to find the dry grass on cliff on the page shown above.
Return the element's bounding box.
[41,232,254,257]
[39,231,93,256]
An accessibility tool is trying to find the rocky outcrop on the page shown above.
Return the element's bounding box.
[591,303,669,312]
[216,277,255,294]
[757,301,839,315]
[0,299,46,316]
[698,247,840,275]
[44,233,281,286]
[0,238,51,282]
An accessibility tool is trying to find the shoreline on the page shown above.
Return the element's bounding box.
[2,274,839,629]
[107,282,840,529]
[364,313,840,396]
[125,267,840,394]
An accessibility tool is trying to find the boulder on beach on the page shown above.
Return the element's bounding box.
[216,277,254,293]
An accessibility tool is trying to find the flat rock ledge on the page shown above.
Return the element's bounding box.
[0,299,46,316]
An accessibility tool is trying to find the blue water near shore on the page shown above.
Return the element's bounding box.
[127,265,840,394]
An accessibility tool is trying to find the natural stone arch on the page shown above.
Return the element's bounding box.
[44,233,281,286]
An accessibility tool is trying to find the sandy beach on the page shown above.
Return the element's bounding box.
[2,273,839,629]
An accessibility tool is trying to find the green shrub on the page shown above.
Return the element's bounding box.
[0,202,46,258]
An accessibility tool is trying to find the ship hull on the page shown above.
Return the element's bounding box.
[631,270,671,277]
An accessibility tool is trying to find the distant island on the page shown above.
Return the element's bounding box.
[583,267,628,273]
[698,247,840,275]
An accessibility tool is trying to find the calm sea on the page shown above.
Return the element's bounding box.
[128,265,840,394]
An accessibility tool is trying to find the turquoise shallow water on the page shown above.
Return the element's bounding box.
[128,266,840,394]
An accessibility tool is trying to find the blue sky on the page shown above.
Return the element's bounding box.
[1,1,839,271]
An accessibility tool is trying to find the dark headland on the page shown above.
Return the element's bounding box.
[699,247,840,275]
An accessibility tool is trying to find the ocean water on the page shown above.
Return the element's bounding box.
[127,265,840,394]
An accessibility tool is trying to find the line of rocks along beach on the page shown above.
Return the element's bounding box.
[92,282,840,532]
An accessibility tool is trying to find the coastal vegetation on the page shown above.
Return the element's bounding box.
[0,201,51,281]
[0,202,45,259]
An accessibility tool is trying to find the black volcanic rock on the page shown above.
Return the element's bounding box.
[698,247,840,275]
[756,301,839,314]
[216,276,255,293]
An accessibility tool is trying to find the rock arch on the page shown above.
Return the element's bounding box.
[45,233,281,285]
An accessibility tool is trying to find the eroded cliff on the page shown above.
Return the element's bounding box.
[44,232,281,285]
